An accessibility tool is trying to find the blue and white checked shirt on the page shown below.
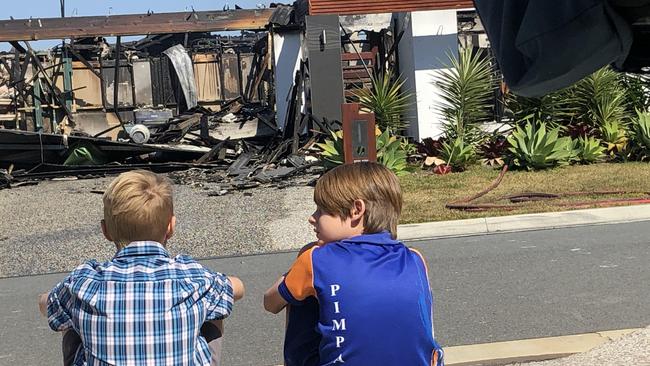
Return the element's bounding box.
[47,241,234,366]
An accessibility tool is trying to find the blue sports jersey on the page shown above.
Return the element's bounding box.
[278,232,444,366]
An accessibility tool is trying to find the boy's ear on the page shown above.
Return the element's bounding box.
[100,219,113,242]
[350,199,366,220]
[165,215,176,242]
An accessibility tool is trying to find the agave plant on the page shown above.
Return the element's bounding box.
[435,47,494,144]
[316,130,344,169]
[575,136,605,164]
[353,72,413,133]
[600,120,628,157]
[439,137,476,171]
[376,129,409,176]
[315,128,410,175]
[507,122,574,170]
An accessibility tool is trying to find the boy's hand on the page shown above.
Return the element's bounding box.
[228,276,245,301]
[38,293,49,318]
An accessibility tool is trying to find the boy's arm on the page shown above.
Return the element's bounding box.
[263,247,317,314]
[38,293,49,317]
[264,276,288,314]
[228,276,245,301]
[41,276,76,331]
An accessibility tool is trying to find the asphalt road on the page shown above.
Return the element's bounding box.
[1,222,648,366]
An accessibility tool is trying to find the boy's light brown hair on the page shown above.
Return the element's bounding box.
[103,170,174,248]
[314,162,402,238]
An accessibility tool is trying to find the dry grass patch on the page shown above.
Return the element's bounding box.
[399,162,650,224]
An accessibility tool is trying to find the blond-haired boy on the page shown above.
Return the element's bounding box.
[264,162,444,366]
[38,170,244,365]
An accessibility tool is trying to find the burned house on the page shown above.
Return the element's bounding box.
[0,1,485,188]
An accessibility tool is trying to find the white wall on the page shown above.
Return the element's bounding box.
[398,9,459,141]
[273,31,303,131]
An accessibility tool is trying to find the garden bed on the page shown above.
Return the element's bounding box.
[400,162,650,224]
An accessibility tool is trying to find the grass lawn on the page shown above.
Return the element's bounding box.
[399,162,650,224]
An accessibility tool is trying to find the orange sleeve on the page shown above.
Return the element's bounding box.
[280,247,316,303]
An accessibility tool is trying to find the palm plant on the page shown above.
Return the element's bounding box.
[621,73,650,114]
[354,72,413,133]
[435,47,494,144]
[506,88,576,129]
[571,67,629,128]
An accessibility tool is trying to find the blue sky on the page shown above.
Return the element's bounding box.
[1,0,275,50]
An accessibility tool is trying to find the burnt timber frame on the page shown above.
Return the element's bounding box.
[0,9,275,42]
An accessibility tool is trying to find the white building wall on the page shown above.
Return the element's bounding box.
[398,9,458,141]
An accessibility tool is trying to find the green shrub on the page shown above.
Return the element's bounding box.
[316,128,410,175]
[600,120,628,157]
[575,136,605,164]
[630,110,650,160]
[507,122,574,170]
[376,129,409,176]
[440,137,476,171]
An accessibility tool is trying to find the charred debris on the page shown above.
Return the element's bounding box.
[0,4,400,193]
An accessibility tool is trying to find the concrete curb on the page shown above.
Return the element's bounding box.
[397,204,650,241]
[444,328,640,365]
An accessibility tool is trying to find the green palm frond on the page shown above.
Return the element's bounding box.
[435,47,494,144]
[353,72,413,133]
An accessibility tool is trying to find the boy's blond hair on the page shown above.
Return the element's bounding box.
[103,170,174,248]
[314,162,402,238]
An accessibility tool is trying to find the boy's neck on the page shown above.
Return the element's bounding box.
[115,239,166,251]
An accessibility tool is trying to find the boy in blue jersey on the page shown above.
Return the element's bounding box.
[38,170,245,366]
[264,162,444,366]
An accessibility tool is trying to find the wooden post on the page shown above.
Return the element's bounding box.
[342,103,376,164]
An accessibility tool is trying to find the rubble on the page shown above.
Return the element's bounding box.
[0,3,400,192]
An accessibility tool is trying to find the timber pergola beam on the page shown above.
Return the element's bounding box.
[0,8,275,42]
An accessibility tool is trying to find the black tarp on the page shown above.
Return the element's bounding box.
[474,0,633,97]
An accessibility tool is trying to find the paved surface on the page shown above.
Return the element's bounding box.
[0,177,315,277]
[508,326,650,366]
[1,222,648,366]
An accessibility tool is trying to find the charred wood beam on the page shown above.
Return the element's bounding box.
[0,9,275,42]
[9,41,26,53]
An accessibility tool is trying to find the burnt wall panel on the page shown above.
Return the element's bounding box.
[240,53,255,101]
[150,57,176,107]
[221,53,241,100]
[193,53,222,102]
[102,60,134,108]
[306,14,344,122]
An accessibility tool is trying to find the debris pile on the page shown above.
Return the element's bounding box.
[0,5,333,192]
